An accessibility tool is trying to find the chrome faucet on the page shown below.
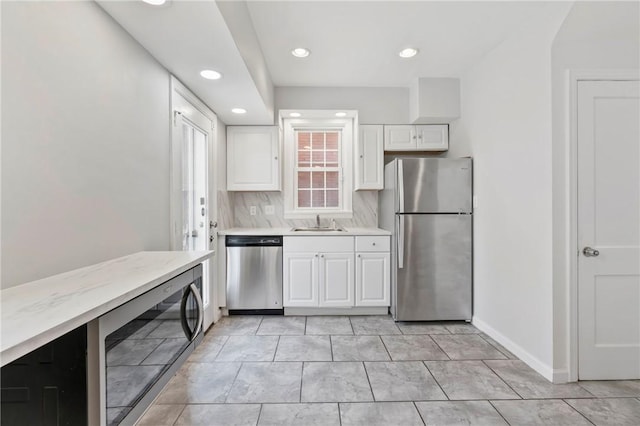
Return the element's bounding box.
[316,214,320,228]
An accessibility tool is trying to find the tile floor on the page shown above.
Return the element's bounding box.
[138,315,640,425]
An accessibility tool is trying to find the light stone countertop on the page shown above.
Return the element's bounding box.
[219,227,391,236]
[0,250,213,366]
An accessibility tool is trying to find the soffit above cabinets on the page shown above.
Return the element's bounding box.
[96,0,274,125]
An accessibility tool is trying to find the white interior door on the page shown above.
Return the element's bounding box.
[171,80,217,331]
[577,79,640,380]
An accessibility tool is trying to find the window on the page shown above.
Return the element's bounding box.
[283,118,353,218]
[296,130,341,209]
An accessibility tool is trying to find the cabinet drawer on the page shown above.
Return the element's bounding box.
[355,236,390,252]
[284,236,354,253]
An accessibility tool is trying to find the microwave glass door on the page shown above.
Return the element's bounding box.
[105,280,201,426]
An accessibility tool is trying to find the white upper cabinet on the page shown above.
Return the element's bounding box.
[383,124,449,151]
[355,125,384,190]
[227,126,280,191]
[383,125,416,150]
[416,125,449,151]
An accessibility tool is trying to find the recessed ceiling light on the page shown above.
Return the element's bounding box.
[291,48,310,58]
[398,48,419,58]
[335,112,347,117]
[289,112,301,117]
[200,69,222,80]
[142,0,167,5]
[231,108,247,114]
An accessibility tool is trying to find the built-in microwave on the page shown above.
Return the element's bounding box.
[93,265,203,426]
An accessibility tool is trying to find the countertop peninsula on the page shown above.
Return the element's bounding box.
[1,251,213,366]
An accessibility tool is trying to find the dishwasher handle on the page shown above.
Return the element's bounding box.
[226,235,283,247]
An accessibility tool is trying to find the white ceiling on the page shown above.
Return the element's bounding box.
[247,1,549,87]
[97,1,554,124]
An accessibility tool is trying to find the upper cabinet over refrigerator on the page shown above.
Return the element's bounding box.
[396,158,472,214]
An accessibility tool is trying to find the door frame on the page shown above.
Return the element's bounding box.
[567,69,639,382]
[169,76,218,330]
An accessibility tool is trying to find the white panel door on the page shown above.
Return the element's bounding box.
[356,125,384,190]
[384,125,416,150]
[319,252,354,307]
[227,126,280,191]
[283,253,318,307]
[578,80,640,380]
[416,125,449,151]
[355,252,390,307]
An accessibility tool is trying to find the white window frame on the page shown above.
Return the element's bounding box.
[283,118,353,219]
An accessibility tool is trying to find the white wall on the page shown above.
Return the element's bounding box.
[551,1,640,379]
[1,1,171,287]
[275,86,409,124]
[455,3,572,380]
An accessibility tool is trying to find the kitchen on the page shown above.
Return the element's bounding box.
[1,1,639,425]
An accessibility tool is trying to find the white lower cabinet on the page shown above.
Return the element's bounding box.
[318,252,354,307]
[355,235,391,307]
[283,252,318,307]
[283,235,388,309]
[355,252,390,306]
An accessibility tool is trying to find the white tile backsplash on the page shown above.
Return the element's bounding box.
[233,191,378,228]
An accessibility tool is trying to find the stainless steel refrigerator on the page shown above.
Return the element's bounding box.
[379,157,472,321]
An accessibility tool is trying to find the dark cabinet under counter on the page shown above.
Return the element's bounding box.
[1,325,87,426]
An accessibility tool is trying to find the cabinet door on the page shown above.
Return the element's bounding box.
[355,252,390,307]
[283,253,318,307]
[356,125,384,190]
[318,252,354,307]
[384,125,416,151]
[1,325,87,426]
[416,125,449,151]
[227,126,280,191]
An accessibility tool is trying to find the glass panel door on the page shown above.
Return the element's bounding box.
[180,120,210,311]
[181,122,208,252]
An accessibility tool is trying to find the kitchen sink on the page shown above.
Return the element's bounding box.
[291,226,347,232]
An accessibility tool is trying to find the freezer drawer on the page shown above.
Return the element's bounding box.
[395,214,472,321]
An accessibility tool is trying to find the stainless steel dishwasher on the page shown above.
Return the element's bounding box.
[226,235,283,314]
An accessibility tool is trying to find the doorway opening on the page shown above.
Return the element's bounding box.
[171,77,218,330]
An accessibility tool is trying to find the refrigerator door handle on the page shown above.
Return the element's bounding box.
[397,215,405,269]
[397,159,404,213]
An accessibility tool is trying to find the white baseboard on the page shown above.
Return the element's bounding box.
[553,368,570,383]
[472,316,566,383]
